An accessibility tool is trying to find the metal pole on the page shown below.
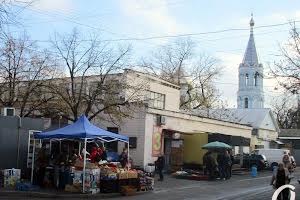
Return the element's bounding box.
[31,139,36,184]
[49,139,52,155]
[127,142,130,170]
[16,115,22,168]
[79,141,81,155]
[82,138,87,193]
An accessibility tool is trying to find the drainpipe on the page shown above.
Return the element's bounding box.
[16,115,22,169]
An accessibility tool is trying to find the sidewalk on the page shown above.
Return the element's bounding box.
[0,170,275,199]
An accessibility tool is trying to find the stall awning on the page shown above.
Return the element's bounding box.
[34,115,129,142]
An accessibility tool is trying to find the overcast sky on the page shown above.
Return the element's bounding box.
[12,0,300,108]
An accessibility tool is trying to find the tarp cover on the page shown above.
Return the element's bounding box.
[34,115,128,142]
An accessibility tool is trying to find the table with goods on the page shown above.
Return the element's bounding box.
[65,159,154,195]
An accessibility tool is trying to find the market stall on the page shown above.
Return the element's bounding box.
[31,115,153,194]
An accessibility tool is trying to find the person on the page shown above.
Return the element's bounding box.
[203,151,210,175]
[36,147,47,187]
[119,148,128,168]
[282,151,290,168]
[101,146,107,161]
[156,155,165,181]
[271,163,289,200]
[90,147,99,163]
[217,151,226,180]
[206,152,217,180]
[229,151,234,178]
[224,150,232,179]
[289,153,296,168]
[70,149,79,165]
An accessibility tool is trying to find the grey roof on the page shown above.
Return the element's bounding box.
[192,108,279,132]
[279,129,300,137]
[242,17,258,65]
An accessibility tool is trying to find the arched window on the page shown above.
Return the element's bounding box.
[254,72,259,86]
[245,74,249,86]
[244,98,249,108]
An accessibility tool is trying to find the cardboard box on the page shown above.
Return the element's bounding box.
[118,172,128,180]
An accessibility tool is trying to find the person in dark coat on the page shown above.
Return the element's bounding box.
[271,163,289,200]
[203,151,210,175]
[119,148,128,168]
[217,152,226,180]
[156,155,165,181]
[224,150,232,179]
[206,152,217,180]
[229,151,234,178]
[101,146,107,160]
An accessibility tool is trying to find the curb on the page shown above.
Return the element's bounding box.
[0,190,122,199]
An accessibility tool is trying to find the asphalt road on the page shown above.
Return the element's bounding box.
[1,170,300,200]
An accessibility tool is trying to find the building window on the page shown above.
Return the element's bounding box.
[245,74,249,86]
[145,91,165,109]
[244,98,249,108]
[125,137,137,149]
[106,127,118,152]
[254,72,259,86]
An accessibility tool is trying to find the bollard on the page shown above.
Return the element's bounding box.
[251,165,257,177]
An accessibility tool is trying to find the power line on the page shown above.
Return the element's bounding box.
[12,3,300,42]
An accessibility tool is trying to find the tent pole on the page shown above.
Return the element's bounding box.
[82,138,87,193]
[49,139,52,155]
[127,142,130,170]
[79,141,81,156]
[31,139,36,184]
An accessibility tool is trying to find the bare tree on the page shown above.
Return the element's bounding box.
[0,32,56,116]
[142,38,222,110]
[0,0,33,28]
[44,30,144,122]
[271,94,300,129]
[271,25,300,95]
[142,38,194,85]
[180,54,221,110]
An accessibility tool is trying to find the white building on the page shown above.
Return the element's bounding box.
[96,70,252,169]
[237,16,264,109]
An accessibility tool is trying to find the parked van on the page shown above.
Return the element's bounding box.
[253,149,290,169]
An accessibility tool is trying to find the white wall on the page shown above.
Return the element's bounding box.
[142,109,252,167]
[93,106,147,166]
[125,70,181,112]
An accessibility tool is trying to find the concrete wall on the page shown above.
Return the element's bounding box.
[148,108,252,138]
[93,106,147,167]
[0,116,44,170]
[142,109,252,167]
[125,71,181,112]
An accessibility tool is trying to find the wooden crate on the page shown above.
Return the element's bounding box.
[120,186,137,196]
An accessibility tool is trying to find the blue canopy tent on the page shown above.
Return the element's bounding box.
[32,115,129,193]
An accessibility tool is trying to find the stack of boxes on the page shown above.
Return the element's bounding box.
[84,168,100,194]
[70,168,100,194]
[2,169,21,189]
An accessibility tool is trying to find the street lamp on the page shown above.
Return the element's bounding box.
[16,115,22,169]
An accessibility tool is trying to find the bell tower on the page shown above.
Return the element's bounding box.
[237,15,264,109]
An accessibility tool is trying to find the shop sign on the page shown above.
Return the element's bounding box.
[152,126,162,156]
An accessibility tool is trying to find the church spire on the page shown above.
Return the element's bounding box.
[242,14,258,65]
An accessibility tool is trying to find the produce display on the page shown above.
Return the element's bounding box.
[2,169,21,189]
[65,160,153,195]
